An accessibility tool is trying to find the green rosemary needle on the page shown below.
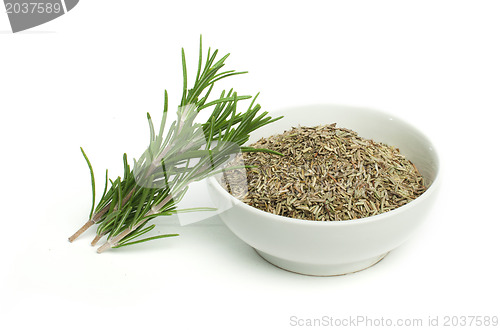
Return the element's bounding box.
[69,37,282,252]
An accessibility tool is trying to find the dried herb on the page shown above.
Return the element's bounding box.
[221,124,427,221]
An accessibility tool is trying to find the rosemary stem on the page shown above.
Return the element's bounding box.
[97,194,174,253]
[96,242,112,253]
[91,233,104,246]
[68,209,107,242]
[68,220,94,242]
[69,186,138,242]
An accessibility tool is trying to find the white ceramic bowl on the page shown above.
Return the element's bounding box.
[207,104,440,276]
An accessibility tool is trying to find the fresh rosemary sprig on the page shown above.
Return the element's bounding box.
[69,37,282,253]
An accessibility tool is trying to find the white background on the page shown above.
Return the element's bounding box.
[1,1,499,329]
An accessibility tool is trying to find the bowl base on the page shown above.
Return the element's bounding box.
[255,250,389,276]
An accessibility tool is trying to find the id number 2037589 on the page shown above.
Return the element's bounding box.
[443,315,498,327]
[5,2,62,14]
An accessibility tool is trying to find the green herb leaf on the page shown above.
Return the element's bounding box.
[80,147,96,219]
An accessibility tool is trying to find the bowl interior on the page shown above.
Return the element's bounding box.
[248,104,439,186]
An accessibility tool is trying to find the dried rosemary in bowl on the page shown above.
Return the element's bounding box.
[221,124,427,221]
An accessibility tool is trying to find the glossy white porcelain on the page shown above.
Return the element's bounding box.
[207,104,440,276]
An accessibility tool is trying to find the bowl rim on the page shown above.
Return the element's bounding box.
[207,103,440,227]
